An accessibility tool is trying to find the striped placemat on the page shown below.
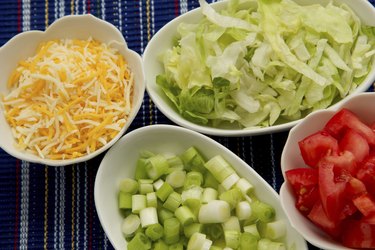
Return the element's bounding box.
[0,1,374,249]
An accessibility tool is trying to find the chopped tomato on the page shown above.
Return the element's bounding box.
[285,168,318,193]
[324,108,375,145]
[346,177,367,198]
[341,220,375,248]
[295,186,319,215]
[353,193,375,217]
[339,129,369,163]
[307,199,341,239]
[286,168,319,214]
[362,213,375,225]
[318,160,348,222]
[324,151,357,175]
[357,162,375,197]
[298,130,338,167]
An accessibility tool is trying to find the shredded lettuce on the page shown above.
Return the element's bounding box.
[156,0,375,129]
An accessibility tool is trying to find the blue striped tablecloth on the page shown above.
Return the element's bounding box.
[0,1,374,249]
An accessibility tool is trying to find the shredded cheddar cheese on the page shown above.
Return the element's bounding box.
[1,38,134,160]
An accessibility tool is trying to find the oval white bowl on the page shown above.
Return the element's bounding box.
[0,14,145,166]
[94,124,308,250]
[143,0,375,137]
[280,92,375,250]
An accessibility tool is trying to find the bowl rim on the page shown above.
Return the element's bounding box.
[279,92,375,250]
[143,0,375,137]
[0,14,145,166]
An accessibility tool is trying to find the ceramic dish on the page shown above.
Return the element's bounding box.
[0,14,145,166]
[94,124,308,249]
[143,0,375,137]
[280,92,375,250]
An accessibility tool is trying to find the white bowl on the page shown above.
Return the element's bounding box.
[143,0,375,137]
[0,14,145,166]
[280,92,375,250]
[94,124,308,250]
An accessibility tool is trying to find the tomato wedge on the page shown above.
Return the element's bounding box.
[324,151,357,176]
[353,193,375,217]
[307,199,341,239]
[325,108,375,145]
[298,130,338,167]
[341,220,375,248]
[318,160,349,222]
[339,129,369,163]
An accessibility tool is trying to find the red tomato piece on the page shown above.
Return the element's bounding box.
[285,168,318,194]
[353,193,375,217]
[298,131,339,167]
[318,161,348,222]
[341,220,375,248]
[324,151,357,176]
[362,213,375,225]
[339,129,370,164]
[324,108,375,145]
[286,168,319,214]
[346,177,367,198]
[357,162,375,197]
[296,186,320,215]
[308,199,341,239]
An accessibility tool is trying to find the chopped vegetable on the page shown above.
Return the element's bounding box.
[286,108,375,248]
[157,0,375,129]
[118,147,288,249]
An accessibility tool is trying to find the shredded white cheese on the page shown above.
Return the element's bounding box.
[1,38,134,160]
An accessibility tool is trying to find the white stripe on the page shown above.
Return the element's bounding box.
[75,165,81,249]
[22,0,31,31]
[19,161,29,250]
[118,1,123,32]
[101,0,106,20]
[75,0,79,14]
[249,137,254,168]
[151,0,155,34]
[53,168,58,249]
[83,162,88,249]
[139,0,144,53]
[270,134,277,189]
[82,0,86,14]
[59,168,66,249]
[180,0,188,14]
[59,0,65,17]
[54,0,58,20]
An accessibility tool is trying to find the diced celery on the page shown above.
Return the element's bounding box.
[146,192,158,208]
[180,147,206,173]
[158,208,174,225]
[184,171,204,189]
[139,179,154,194]
[163,192,182,212]
[164,217,181,245]
[202,187,218,204]
[119,178,139,194]
[224,230,240,249]
[251,200,275,222]
[140,207,159,228]
[166,169,186,188]
[204,155,234,183]
[127,232,151,250]
[132,194,146,214]
[145,223,164,241]
[219,188,243,210]
[184,223,203,238]
[175,205,196,226]
[263,220,286,240]
[146,154,169,180]
[203,171,219,189]
[156,182,174,202]
[202,223,223,241]
[239,232,258,250]
[135,158,149,180]
[222,216,241,232]
[119,191,132,209]
[153,239,168,250]
[121,214,140,237]
[243,224,260,239]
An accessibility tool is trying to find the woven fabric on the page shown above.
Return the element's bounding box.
[0,0,374,249]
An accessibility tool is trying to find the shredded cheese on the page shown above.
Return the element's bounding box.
[1,38,134,160]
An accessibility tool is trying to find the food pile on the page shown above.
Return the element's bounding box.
[118,147,287,250]
[157,0,375,129]
[286,108,375,248]
[1,38,133,160]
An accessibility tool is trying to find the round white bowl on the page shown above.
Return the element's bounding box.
[0,14,145,166]
[143,0,375,137]
[280,92,375,250]
[94,124,308,250]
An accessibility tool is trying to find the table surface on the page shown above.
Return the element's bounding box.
[0,0,374,249]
